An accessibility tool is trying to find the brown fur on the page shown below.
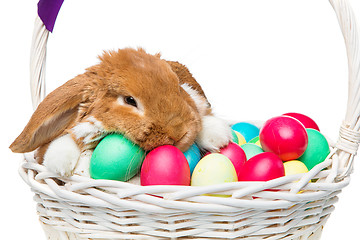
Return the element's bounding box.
[9,78,86,153]
[10,48,211,156]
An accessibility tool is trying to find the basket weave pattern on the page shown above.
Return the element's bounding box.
[22,0,360,239]
[22,151,346,239]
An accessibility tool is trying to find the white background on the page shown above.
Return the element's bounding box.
[1,0,359,239]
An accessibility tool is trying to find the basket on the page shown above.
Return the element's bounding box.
[20,0,360,239]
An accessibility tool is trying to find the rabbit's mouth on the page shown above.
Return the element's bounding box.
[137,137,174,152]
[134,129,197,153]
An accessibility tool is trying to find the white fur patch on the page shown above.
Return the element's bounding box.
[43,134,81,177]
[181,83,208,116]
[72,117,105,144]
[196,115,232,152]
[73,150,92,177]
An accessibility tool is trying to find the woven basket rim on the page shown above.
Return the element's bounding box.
[20,146,349,213]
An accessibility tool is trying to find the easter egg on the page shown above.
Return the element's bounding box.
[249,136,261,147]
[298,129,330,170]
[231,129,239,144]
[238,152,285,181]
[283,112,320,131]
[260,116,308,161]
[231,122,260,142]
[90,134,145,181]
[284,160,309,176]
[235,131,247,145]
[219,142,246,177]
[141,145,190,186]
[191,153,238,187]
[183,143,202,174]
[240,143,264,160]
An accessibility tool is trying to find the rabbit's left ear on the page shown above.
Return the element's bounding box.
[10,76,89,153]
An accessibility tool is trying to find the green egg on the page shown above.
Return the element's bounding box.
[249,136,261,147]
[90,134,145,181]
[299,129,330,170]
[240,143,264,160]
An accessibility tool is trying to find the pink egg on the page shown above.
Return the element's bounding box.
[238,152,285,181]
[283,112,320,131]
[219,142,247,178]
[260,116,308,161]
[140,145,190,186]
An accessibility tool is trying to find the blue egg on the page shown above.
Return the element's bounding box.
[183,143,201,174]
[231,122,260,142]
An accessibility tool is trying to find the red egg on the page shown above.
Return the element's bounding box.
[238,152,285,181]
[140,145,190,186]
[283,112,320,131]
[260,116,308,161]
[219,142,247,178]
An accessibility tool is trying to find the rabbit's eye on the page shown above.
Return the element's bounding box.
[124,96,137,108]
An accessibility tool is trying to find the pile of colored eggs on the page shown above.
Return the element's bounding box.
[89,112,330,190]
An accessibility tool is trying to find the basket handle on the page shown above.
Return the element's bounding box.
[29,0,360,176]
[30,0,64,110]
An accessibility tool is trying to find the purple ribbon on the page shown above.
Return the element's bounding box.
[38,0,64,32]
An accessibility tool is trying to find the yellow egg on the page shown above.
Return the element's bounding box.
[191,153,238,197]
[284,160,309,194]
[234,131,246,145]
[284,160,309,176]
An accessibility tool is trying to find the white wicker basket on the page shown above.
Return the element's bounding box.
[20,0,360,239]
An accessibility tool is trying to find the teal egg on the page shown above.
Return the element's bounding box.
[299,129,330,170]
[231,122,260,142]
[90,134,145,181]
[240,143,264,160]
[183,143,201,174]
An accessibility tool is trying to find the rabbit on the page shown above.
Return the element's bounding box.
[10,48,232,177]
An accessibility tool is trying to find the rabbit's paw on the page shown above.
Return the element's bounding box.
[43,134,81,177]
[73,150,92,177]
[196,115,232,152]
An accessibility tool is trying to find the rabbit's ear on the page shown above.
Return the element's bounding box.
[166,61,209,101]
[10,76,90,153]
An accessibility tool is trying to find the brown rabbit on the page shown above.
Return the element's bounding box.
[10,48,231,177]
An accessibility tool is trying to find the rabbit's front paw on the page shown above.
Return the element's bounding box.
[73,150,92,177]
[43,134,81,177]
[196,115,232,152]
